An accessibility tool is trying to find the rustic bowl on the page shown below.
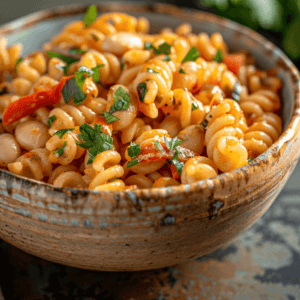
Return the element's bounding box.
[0,2,300,272]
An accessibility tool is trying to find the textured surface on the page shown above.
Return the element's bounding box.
[0,169,300,299]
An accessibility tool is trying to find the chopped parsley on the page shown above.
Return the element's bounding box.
[127,159,139,168]
[147,68,159,74]
[232,82,242,102]
[164,136,184,151]
[144,42,171,55]
[213,49,223,63]
[47,51,79,75]
[103,111,119,124]
[109,178,118,182]
[91,34,99,41]
[163,55,171,62]
[121,62,125,70]
[154,140,163,151]
[54,141,67,157]
[179,69,185,74]
[53,128,75,139]
[47,115,56,128]
[182,47,200,63]
[76,123,114,164]
[170,149,184,176]
[83,5,98,27]
[62,65,104,105]
[109,86,131,114]
[127,142,142,158]
[248,156,254,162]
[192,103,198,111]
[70,49,87,54]
[137,82,147,102]
[15,57,23,72]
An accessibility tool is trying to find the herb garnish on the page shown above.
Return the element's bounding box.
[192,103,198,111]
[179,69,185,74]
[164,136,184,151]
[213,49,223,63]
[103,111,119,124]
[127,142,142,158]
[145,42,171,55]
[182,47,200,63]
[137,82,147,102]
[170,149,184,176]
[147,68,159,74]
[76,123,114,164]
[154,140,163,151]
[70,49,87,54]
[54,141,67,157]
[47,51,79,75]
[53,128,75,139]
[163,55,171,62]
[127,159,139,168]
[47,115,56,128]
[232,82,242,102]
[15,57,23,72]
[248,156,254,162]
[83,5,98,27]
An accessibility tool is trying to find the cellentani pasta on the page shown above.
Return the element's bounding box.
[0,7,283,191]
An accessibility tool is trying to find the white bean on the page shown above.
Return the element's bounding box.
[0,134,21,167]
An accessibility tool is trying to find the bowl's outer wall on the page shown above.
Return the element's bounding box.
[0,2,300,271]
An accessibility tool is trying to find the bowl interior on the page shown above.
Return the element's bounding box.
[3,9,294,130]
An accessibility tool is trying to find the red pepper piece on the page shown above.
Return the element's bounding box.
[2,75,75,125]
[92,116,113,137]
[223,54,244,75]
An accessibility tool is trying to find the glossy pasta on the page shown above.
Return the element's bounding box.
[0,10,283,190]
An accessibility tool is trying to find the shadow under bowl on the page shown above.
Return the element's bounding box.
[0,2,300,271]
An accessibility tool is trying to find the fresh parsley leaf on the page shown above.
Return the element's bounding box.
[213,49,223,63]
[62,76,87,105]
[154,141,163,151]
[147,68,159,74]
[179,69,185,74]
[91,64,105,85]
[127,159,139,168]
[83,4,97,27]
[47,51,79,65]
[47,115,56,128]
[47,51,80,75]
[137,82,147,102]
[145,42,171,55]
[15,57,23,72]
[109,178,118,182]
[192,103,198,111]
[232,82,242,102]
[54,141,67,157]
[248,156,254,162]
[53,128,75,139]
[70,49,87,54]
[76,123,114,164]
[103,111,119,124]
[110,86,131,114]
[164,136,184,151]
[163,55,171,62]
[171,149,184,176]
[182,47,200,62]
[127,142,142,158]
[121,62,125,70]
[92,34,99,41]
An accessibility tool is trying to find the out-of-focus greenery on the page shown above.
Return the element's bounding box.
[194,0,300,60]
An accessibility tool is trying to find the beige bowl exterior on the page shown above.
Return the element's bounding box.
[0,2,300,271]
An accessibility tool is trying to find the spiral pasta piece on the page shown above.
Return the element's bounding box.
[7,148,52,181]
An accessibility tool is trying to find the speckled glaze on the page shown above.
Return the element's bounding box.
[0,2,300,272]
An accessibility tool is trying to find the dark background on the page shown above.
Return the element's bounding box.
[0,0,299,70]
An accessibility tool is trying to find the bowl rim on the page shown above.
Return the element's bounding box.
[1,1,300,200]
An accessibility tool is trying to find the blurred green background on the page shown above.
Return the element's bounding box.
[0,0,299,67]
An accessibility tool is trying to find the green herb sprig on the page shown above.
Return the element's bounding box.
[182,47,200,63]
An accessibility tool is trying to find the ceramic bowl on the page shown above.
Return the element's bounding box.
[0,2,300,272]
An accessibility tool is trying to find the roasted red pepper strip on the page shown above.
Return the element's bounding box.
[171,164,180,180]
[223,54,244,75]
[2,75,75,125]
[92,116,113,136]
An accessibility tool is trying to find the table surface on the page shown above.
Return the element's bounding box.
[0,160,300,300]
